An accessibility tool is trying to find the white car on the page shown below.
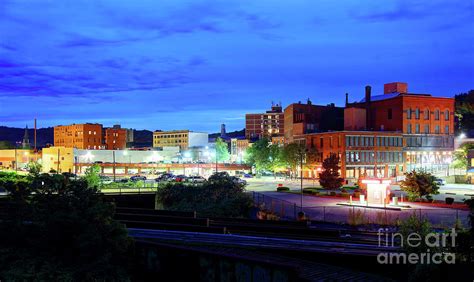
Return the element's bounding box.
[187,176,206,183]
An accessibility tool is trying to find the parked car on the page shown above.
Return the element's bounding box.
[435,178,446,186]
[243,173,253,178]
[115,178,129,183]
[155,173,174,182]
[130,175,147,182]
[99,175,113,184]
[187,176,206,183]
[94,161,103,164]
[173,175,187,182]
[231,176,247,185]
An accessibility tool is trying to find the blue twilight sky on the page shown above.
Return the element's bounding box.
[0,0,473,132]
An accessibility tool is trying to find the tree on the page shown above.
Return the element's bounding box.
[455,90,474,134]
[281,143,306,178]
[215,137,230,162]
[26,161,42,176]
[400,170,440,201]
[156,172,253,217]
[0,141,13,149]
[318,154,344,189]
[0,172,133,280]
[83,164,101,188]
[452,143,474,169]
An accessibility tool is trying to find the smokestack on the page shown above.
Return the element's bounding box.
[365,85,372,130]
[365,85,371,103]
[345,93,349,106]
[220,124,226,137]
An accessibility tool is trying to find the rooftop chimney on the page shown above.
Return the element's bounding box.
[384,82,408,94]
[345,93,349,106]
[365,85,371,103]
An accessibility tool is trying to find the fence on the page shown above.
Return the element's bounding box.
[252,192,470,228]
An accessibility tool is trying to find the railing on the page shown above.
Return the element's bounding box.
[252,191,470,228]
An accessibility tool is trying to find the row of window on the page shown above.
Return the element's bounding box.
[406,108,450,121]
[345,151,404,163]
[345,136,403,147]
[407,124,449,134]
[155,140,185,144]
[154,134,188,139]
[405,136,454,148]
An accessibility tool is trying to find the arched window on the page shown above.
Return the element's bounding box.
[435,109,440,120]
[407,108,412,119]
[445,110,449,121]
[415,108,420,119]
[424,108,430,120]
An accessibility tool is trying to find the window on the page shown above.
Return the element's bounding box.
[435,110,440,120]
[415,108,420,119]
[388,108,392,120]
[424,125,430,134]
[320,137,323,147]
[445,110,449,121]
[407,124,412,133]
[424,109,430,120]
[415,124,420,134]
[407,108,412,119]
[445,125,449,134]
[435,125,440,134]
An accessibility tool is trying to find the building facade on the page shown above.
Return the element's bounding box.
[284,101,344,143]
[245,104,284,139]
[41,146,75,173]
[230,138,250,163]
[0,149,36,170]
[153,130,208,150]
[54,124,104,150]
[104,125,127,150]
[346,82,455,174]
[296,131,405,180]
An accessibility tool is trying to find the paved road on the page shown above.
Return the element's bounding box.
[245,177,474,202]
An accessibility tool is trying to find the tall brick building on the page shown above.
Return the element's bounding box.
[54,124,104,150]
[284,100,344,143]
[104,125,127,150]
[245,104,284,139]
[345,82,455,173]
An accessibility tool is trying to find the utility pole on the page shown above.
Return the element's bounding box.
[300,151,304,211]
[57,148,60,174]
[14,145,17,172]
[113,150,116,182]
[215,145,218,173]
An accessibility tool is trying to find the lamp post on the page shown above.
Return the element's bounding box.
[300,151,304,211]
[215,145,218,173]
[112,150,116,182]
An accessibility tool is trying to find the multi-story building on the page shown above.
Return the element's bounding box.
[468,150,474,184]
[230,138,250,163]
[346,82,455,173]
[0,149,36,170]
[104,125,127,150]
[296,131,405,180]
[54,123,104,150]
[245,103,284,139]
[153,130,208,150]
[41,146,75,173]
[284,100,344,143]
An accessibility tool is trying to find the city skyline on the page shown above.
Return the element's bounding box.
[1,0,473,132]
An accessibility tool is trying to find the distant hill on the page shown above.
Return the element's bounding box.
[0,126,54,148]
[209,129,245,139]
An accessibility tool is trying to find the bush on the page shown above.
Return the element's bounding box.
[277,186,290,192]
[329,191,337,196]
[445,197,454,205]
[400,170,440,201]
[156,172,253,218]
[340,192,350,198]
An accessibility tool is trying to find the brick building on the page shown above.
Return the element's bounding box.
[296,131,405,180]
[104,125,127,150]
[284,100,344,143]
[245,104,284,139]
[345,82,455,173]
[54,124,105,150]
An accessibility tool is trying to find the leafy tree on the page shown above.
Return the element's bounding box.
[318,154,344,189]
[455,90,474,134]
[245,138,271,172]
[83,164,101,188]
[400,170,440,201]
[156,172,253,217]
[0,172,133,280]
[26,161,42,176]
[452,143,474,169]
[215,137,230,162]
[281,143,306,177]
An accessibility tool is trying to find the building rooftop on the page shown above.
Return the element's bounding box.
[358,92,432,103]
